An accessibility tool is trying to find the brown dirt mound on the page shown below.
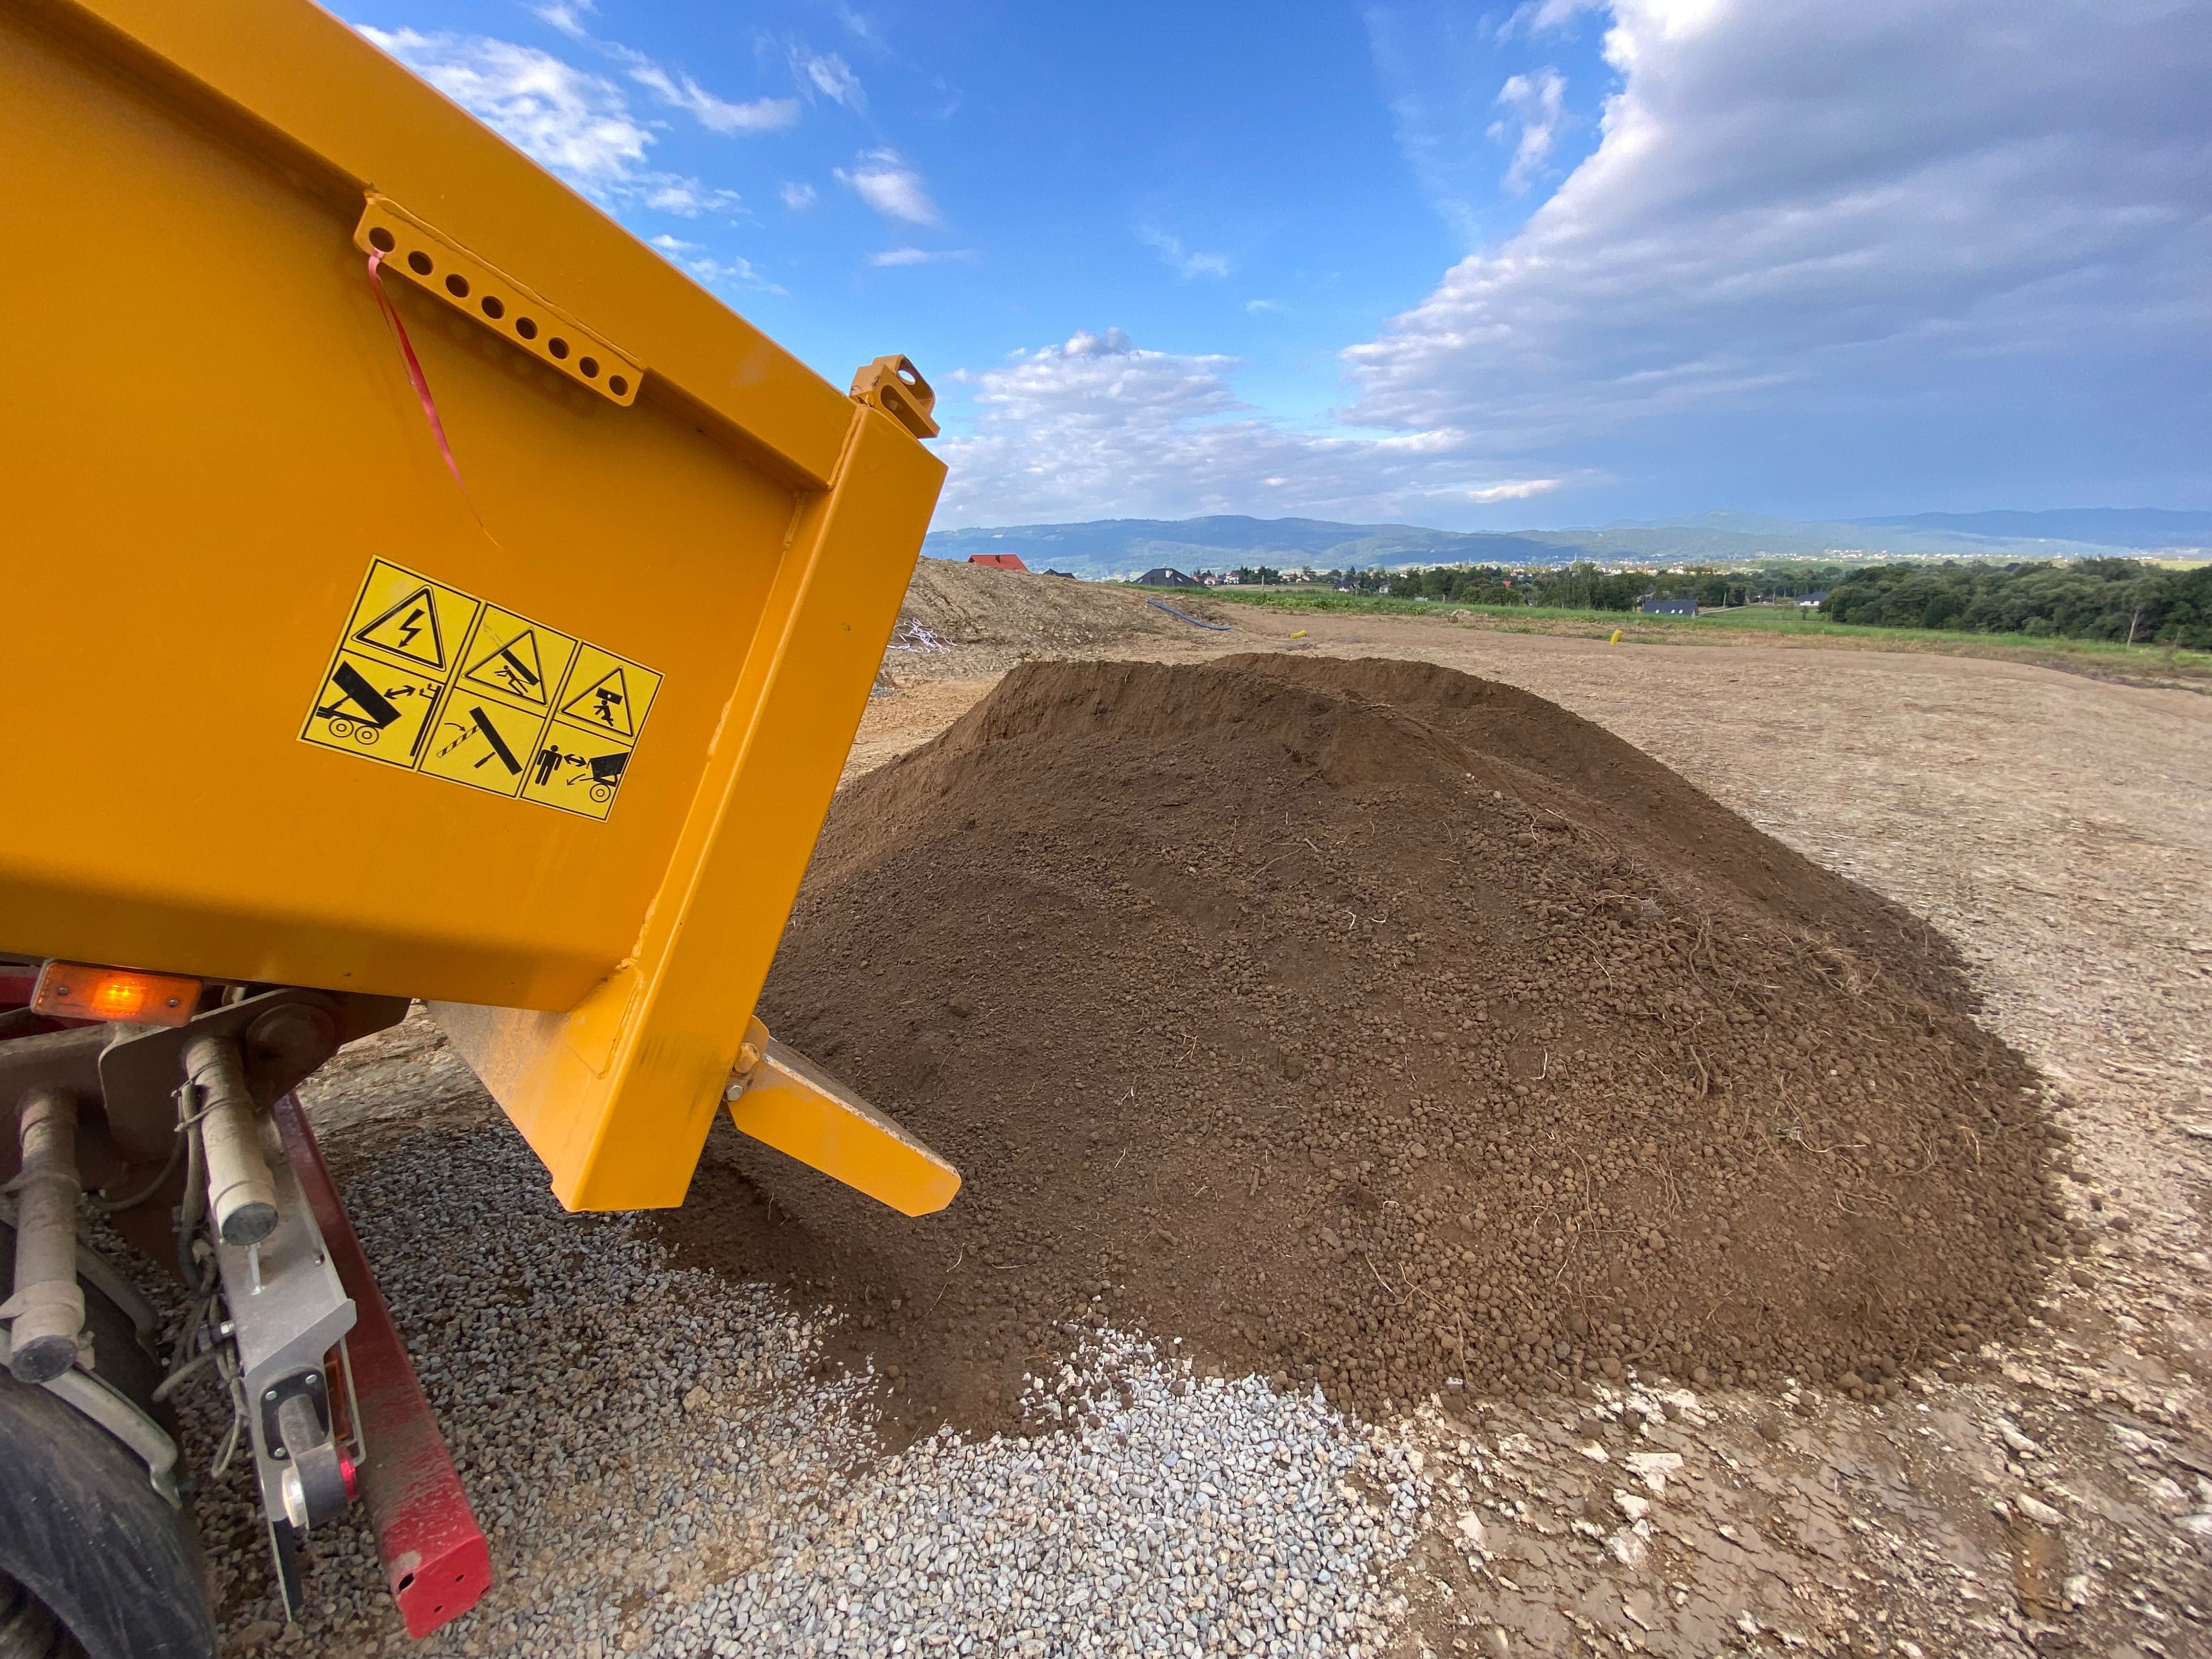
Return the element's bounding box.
[884,558,1234,680]
[663,656,2060,1434]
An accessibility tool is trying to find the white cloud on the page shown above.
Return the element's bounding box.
[868,247,976,267]
[1490,67,1566,194]
[781,182,819,210]
[1507,0,1607,35]
[638,177,743,216]
[1342,0,2212,483]
[624,61,797,133]
[922,0,2209,525]
[360,27,742,215]
[1245,298,1286,314]
[836,151,940,225]
[1138,227,1231,280]
[652,244,786,297]
[1468,478,1560,503]
[512,10,798,137]
[932,331,1555,526]
[792,46,866,111]
[531,1,592,40]
[364,28,647,180]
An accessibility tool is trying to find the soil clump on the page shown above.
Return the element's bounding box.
[660,656,2059,1434]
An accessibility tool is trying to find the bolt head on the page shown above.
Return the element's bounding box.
[264,1389,279,1401]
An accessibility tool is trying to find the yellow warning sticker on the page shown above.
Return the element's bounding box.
[301,560,660,821]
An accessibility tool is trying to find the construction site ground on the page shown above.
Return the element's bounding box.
[215,563,2211,1658]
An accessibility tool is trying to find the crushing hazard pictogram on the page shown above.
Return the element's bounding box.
[465,628,547,702]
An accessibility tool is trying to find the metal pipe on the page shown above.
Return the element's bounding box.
[182,1035,278,1246]
[5,1088,86,1384]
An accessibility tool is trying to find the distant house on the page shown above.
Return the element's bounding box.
[968,552,1029,572]
[1796,591,1830,608]
[1638,595,1698,616]
[1137,567,1201,588]
[1042,568,1077,579]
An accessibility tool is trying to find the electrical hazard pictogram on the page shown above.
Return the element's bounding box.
[341,561,478,673]
[553,644,661,742]
[353,586,444,666]
[455,603,579,713]
[303,557,659,820]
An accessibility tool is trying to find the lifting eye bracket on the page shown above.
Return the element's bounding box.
[353,194,644,407]
[849,354,939,439]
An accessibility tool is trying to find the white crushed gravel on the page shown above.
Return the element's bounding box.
[180,1118,1426,1656]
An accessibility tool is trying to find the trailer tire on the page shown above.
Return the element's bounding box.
[0,1226,216,1659]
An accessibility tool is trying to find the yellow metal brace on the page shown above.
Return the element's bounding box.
[723,1020,960,1218]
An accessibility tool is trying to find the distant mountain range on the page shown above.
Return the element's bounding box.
[924,509,2212,580]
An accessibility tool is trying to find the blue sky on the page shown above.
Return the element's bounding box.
[356,1,2210,530]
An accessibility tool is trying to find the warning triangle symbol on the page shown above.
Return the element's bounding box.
[560,666,635,737]
[352,585,448,670]
[463,628,549,704]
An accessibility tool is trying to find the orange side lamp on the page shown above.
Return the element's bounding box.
[32,961,204,1026]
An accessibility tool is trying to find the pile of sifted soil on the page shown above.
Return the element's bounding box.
[661,656,2061,1432]
[883,557,1238,684]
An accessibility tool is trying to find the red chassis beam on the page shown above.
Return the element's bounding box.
[272,1093,493,1638]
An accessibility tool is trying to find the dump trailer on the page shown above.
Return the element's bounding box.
[0,2,958,1650]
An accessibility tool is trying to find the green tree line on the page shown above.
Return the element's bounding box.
[1819,559,2211,646]
[1193,556,2211,647]
[1368,561,1841,609]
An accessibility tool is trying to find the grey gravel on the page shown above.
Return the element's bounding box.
[176,1114,1423,1656]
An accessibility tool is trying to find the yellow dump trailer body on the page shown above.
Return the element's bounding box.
[2,0,946,1209]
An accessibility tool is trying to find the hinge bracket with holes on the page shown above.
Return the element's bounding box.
[352,195,643,408]
[849,356,938,439]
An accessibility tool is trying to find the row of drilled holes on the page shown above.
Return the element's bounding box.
[367,225,628,397]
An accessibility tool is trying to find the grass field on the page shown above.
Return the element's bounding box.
[1122,583,2212,686]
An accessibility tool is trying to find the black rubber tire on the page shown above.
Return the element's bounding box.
[0,1226,216,1659]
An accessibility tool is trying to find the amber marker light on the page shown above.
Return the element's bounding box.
[32,961,204,1026]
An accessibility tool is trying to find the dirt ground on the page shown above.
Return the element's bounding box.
[275,564,2211,1658]
[851,568,2212,1657]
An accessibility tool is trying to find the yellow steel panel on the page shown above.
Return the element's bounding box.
[431,406,943,1209]
[3,0,949,1218]
[25,0,851,483]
